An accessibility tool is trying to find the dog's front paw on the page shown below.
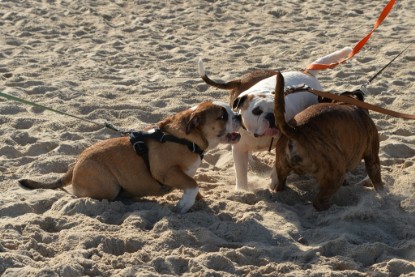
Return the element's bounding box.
[177,187,199,214]
[270,167,286,191]
[235,181,249,191]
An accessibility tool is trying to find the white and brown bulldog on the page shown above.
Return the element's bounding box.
[19,101,242,213]
[199,47,353,190]
[273,72,383,210]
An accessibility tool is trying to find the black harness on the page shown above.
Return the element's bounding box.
[128,128,204,193]
[129,128,205,170]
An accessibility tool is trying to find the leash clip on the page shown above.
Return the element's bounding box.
[360,83,369,95]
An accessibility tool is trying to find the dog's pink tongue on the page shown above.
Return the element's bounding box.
[265,128,279,137]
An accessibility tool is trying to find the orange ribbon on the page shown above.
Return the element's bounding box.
[305,0,396,72]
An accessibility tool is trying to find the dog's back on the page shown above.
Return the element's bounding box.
[288,103,379,174]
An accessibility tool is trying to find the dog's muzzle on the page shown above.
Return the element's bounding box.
[253,113,279,137]
[235,113,242,123]
[227,114,242,143]
[265,113,276,129]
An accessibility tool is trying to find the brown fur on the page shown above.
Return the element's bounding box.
[19,101,232,203]
[201,69,278,105]
[273,72,383,211]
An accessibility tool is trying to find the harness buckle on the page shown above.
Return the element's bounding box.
[160,133,166,142]
[130,132,149,156]
[132,141,148,156]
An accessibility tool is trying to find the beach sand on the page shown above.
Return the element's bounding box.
[0,0,414,276]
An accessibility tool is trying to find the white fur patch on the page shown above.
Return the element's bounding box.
[213,101,241,135]
[177,187,199,214]
[184,159,202,177]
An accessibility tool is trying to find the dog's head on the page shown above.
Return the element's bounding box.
[186,101,242,150]
[232,92,279,138]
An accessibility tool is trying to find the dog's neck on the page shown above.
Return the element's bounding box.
[158,114,209,151]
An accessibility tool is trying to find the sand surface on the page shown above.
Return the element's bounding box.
[1,0,414,276]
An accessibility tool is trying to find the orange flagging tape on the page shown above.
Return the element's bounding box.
[305,0,396,72]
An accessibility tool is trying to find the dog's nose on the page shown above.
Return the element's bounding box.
[265,113,276,128]
[254,133,260,138]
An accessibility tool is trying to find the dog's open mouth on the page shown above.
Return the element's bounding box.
[226,132,241,144]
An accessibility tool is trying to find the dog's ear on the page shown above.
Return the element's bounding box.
[232,95,248,110]
[186,114,201,134]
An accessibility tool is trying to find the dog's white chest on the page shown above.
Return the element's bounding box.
[184,158,202,177]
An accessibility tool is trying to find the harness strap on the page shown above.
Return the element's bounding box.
[129,128,204,193]
[130,128,204,160]
[130,128,204,174]
[302,86,415,120]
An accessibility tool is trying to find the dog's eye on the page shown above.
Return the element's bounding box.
[252,107,263,116]
[218,112,228,121]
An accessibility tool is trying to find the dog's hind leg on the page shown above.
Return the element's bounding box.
[313,174,345,211]
[363,131,383,192]
[364,154,383,192]
[271,161,290,192]
[271,137,291,191]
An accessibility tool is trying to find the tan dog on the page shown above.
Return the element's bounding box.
[19,101,242,213]
[272,72,383,211]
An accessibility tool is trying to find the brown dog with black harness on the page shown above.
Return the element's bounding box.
[19,101,242,213]
[272,72,384,210]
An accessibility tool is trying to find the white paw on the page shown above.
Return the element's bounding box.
[177,187,199,214]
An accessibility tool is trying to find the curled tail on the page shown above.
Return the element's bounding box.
[274,72,300,140]
[19,164,74,190]
[198,59,241,90]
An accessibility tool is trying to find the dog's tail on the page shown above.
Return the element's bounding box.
[274,72,300,140]
[19,164,74,190]
[198,59,242,91]
[306,47,353,76]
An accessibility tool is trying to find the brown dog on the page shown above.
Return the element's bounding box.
[19,101,242,213]
[272,72,383,211]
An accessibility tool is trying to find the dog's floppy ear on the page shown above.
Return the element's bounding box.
[232,95,248,110]
[186,114,201,134]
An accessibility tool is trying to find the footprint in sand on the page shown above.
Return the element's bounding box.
[11,131,37,145]
[12,118,36,129]
[25,141,58,156]
[382,143,415,159]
